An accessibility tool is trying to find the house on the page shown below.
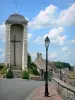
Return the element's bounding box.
[34,52,57,78]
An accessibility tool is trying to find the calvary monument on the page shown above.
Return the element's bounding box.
[5,13,28,70]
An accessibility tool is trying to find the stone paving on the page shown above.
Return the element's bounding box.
[32,83,63,100]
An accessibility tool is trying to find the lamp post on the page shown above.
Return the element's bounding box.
[44,36,50,97]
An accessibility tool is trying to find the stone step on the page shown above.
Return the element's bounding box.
[11,66,22,70]
[12,70,23,78]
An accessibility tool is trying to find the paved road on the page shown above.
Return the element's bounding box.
[0,79,45,100]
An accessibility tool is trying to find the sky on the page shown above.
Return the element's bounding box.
[0,0,75,66]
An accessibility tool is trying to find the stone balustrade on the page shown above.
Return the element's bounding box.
[53,78,75,100]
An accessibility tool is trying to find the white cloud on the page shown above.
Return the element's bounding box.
[0,48,3,53]
[45,27,67,45]
[49,52,58,58]
[47,46,75,66]
[28,3,75,29]
[28,33,32,39]
[72,39,75,43]
[33,27,67,45]
[61,47,75,65]
[0,23,5,35]
[0,23,5,42]
[33,36,44,44]
[57,3,75,26]
[25,17,29,21]
[30,52,37,60]
[2,51,5,57]
[28,4,57,29]
[62,46,68,51]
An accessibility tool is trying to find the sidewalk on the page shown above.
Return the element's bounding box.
[32,83,63,100]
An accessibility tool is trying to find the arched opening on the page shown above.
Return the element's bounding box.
[10,24,24,70]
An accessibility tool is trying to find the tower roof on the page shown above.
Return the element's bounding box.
[5,13,28,24]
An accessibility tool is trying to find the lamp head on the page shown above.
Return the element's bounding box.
[45,36,50,47]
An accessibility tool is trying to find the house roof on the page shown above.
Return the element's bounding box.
[34,57,57,72]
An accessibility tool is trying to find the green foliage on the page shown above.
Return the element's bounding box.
[0,66,7,74]
[6,69,13,78]
[32,67,40,75]
[27,54,32,68]
[28,68,34,74]
[52,61,71,70]
[31,62,37,69]
[27,53,39,75]
[0,65,4,70]
[22,70,29,79]
[28,67,40,76]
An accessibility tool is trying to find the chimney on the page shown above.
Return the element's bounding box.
[37,52,42,59]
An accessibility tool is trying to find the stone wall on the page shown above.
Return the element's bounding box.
[53,78,75,100]
[5,24,11,66]
[22,24,27,70]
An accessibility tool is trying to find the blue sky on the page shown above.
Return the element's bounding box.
[0,0,75,66]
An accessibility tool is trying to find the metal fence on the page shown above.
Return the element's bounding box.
[53,78,75,100]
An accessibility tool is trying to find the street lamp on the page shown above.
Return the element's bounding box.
[44,36,50,97]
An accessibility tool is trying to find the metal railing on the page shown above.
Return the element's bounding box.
[53,78,75,100]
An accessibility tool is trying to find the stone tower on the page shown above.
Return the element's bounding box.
[5,13,28,70]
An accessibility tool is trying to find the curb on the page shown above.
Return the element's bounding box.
[25,84,46,100]
[25,89,35,100]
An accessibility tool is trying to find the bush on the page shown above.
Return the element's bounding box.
[0,66,7,74]
[22,70,29,79]
[0,65,4,70]
[28,68,34,75]
[6,69,13,78]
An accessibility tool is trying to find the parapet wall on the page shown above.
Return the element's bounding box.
[53,78,75,100]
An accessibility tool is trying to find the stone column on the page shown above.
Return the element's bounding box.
[5,24,11,67]
[22,25,27,70]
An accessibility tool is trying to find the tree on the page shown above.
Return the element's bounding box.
[27,53,39,75]
[27,54,32,68]
[52,61,72,70]
[31,62,37,69]
[0,65,4,70]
